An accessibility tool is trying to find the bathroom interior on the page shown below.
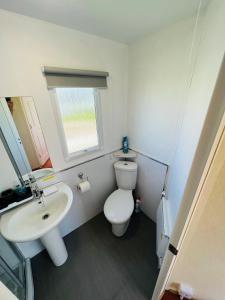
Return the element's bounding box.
[0,0,225,299]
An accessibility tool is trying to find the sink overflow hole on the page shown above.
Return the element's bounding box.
[42,213,50,220]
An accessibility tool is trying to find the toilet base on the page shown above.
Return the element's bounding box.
[112,219,130,237]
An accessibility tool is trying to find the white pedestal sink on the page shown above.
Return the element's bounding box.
[0,182,73,266]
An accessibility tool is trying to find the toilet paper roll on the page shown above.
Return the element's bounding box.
[77,181,91,193]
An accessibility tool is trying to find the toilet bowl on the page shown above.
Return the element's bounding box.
[104,189,134,237]
[104,160,138,237]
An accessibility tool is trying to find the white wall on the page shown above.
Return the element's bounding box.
[166,0,225,227]
[127,0,225,229]
[0,8,128,174]
[152,2,225,298]
[0,9,127,257]
[127,15,204,222]
[1,0,224,261]
[0,8,205,241]
[128,17,197,165]
[0,7,192,238]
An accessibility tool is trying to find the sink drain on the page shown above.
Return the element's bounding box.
[42,213,50,220]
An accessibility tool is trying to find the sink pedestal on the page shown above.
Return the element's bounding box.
[41,227,68,266]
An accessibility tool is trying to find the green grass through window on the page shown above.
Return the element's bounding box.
[63,110,96,123]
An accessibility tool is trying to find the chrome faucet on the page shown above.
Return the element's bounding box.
[31,183,43,200]
[28,174,44,205]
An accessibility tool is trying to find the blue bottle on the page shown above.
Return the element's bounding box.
[122,136,129,153]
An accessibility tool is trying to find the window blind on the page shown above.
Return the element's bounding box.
[42,66,109,88]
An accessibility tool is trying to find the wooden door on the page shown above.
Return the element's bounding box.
[21,97,49,166]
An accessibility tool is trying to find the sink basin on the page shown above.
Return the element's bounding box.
[0,182,73,266]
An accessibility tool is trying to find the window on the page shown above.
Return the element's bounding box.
[54,87,102,159]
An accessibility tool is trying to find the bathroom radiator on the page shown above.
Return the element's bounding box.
[156,197,171,267]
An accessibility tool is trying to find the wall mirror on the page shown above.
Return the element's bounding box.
[0,96,54,181]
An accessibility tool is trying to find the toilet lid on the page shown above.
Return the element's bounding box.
[104,189,134,224]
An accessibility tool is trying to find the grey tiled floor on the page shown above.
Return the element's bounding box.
[32,212,159,300]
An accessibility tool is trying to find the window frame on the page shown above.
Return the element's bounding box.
[51,88,103,162]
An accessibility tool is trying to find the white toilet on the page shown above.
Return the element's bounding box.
[104,160,138,237]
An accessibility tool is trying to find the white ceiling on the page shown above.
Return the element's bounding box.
[0,0,204,43]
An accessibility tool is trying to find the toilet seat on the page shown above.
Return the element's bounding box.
[104,189,134,224]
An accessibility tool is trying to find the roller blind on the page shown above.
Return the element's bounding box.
[42,66,109,88]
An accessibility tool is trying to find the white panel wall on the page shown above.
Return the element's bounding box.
[17,154,117,257]
[128,17,197,165]
[0,9,127,257]
[0,9,128,174]
[1,0,224,261]
[127,16,204,222]
[135,153,167,222]
[166,0,225,227]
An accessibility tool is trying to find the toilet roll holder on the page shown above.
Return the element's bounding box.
[77,172,90,193]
